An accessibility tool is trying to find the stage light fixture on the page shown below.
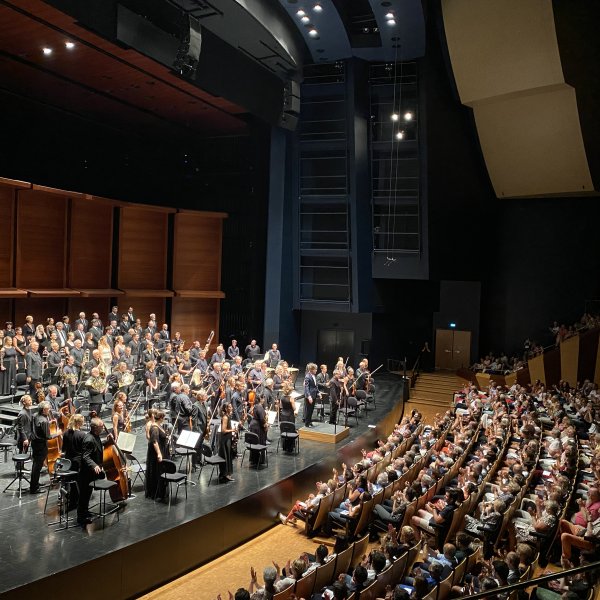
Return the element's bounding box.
[385,12,394,19]
[42,47,53,55]
[308,28,318,36]
[396,131,405,140]
[296,9,306,16]
[387,18,396,26]
[301,15,310,23]
[404,111,413,121]
[313,3,323,11]
[391,113,399,121]
[65,41,75,49]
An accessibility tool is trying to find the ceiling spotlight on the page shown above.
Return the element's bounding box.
[308,28,318,36]
[313,3,323,11]
[404,111,413,121]
[65,41,75,49]
[385,12,394,19]
[396,131,405,140]
[391,113,399,121]
[42,47,53,55]
[301,15,310,22]
[387,18,396,26]
[296,9,306,16]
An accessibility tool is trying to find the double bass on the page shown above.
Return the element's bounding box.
[92,413,129,503]
[47,418,62,475]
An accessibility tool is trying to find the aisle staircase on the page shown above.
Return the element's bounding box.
[405,372,458,420]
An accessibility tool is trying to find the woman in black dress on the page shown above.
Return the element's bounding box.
[249,394,267,466]
[13,327,26,370]
[62,414,86,509]
[218,403,236,482]
[145,410,170,499]
[279,381,297,452]
[0,337,18,396]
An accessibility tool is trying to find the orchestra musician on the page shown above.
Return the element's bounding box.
[245,339,261,361]
[77,417,110,526]
[230,355,243,376]
[145,410,170,501]
[261,377,277,410]
[45,384,67,421]
[279,382,297,452]
[227,339,239,361]
[70,339,84,373]
[172,331,184,352]
[211,343,226,365]
[30,401,62,494]
[112,397,127,442]
[145,360,158,399]
[86,367,107,415]
[266,343,281,368]
[249,394,268,467]
[218,403,236,483]
[328,370,342,425]
[191,389,209,467]
[62,355,79,400]
[303,363,318,428]
[62,413,85,509]
[316,364,331,420]
[47,341,63,385]
[15,394,33,453]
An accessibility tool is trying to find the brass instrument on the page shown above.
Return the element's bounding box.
[86,375,107,393]
[119,371,135,387]
[63,372,79,386]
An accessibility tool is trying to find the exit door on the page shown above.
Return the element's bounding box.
[435,329,471,370]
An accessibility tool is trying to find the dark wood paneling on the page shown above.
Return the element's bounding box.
[67,298,110,324]
[14,298,67,330]
[118,207,168,290]
[0,300,12,325]
[69,198,113,289]
[16,189,67,288]
[120,296,165,329]
[0,184,15,288]
[171,297,220,348]
[544,347,562,387]
[173,213,224,291]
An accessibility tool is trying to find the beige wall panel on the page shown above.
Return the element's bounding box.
[560,335,579,387]
[473,86,594,197]
[171,297,219,352]
[442,0,563,105]
[528,354,546,386]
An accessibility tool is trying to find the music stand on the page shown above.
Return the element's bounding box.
[176,429,200,487]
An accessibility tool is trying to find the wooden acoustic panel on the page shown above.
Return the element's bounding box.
[14,298,67,330]
[16,189,67,288]
[118,207,168,290]
[67,298,110,325]
[69,198,113,289]
[0,300,12,326]
[171,297,220,348]
[120,296,166,330]
[173,212,224,291]
[0,184,15,288]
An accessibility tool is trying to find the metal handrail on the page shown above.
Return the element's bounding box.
[456,559,600,600]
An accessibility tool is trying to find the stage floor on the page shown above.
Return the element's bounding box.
[0,374,404,597]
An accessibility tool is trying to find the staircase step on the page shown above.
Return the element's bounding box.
[412,390,453,401]
[409,395,452,405]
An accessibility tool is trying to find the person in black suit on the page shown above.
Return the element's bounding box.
[89,320,103,344]
[74,312,89,332]
[126,307,135,325]
[77,417,106,526]
[303,362,318,428]
[107,306,119,326]
[62,316,71,334]
[30,401,62,493]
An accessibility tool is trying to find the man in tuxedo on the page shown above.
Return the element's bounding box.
[192,389,208,467]
[91,313,103,330]
[303,363,318,428]
[159,323,170,341]
[127,333,141,363]
[89,319,103,343]
[107,306,119,325]
[74,322,87,344]
[71,339,85,374]
[77,417,106,526]
[144,320,157,338]
[62,316,71,334]
[126,307,135,324]
[118,315,131,335]
[30,401,62,494]
[55,321,67,349]
[26,341,43,393]
[74,312,88,332]
[267,343,281,368]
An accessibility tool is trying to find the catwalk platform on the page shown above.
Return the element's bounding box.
[0,374,405,600]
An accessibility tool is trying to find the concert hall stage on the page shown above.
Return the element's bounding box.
[0,374,405,600]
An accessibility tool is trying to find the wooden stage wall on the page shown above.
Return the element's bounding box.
[0,177,225,346]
